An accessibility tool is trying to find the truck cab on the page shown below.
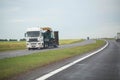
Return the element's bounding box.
[116,33,120,42]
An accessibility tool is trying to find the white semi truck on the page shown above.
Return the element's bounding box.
[25,27,59,50]
[116,33,120,42]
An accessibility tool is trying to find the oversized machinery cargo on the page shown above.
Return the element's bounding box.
[25,27,59,50]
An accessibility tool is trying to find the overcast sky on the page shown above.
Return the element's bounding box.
[0,0,120,39]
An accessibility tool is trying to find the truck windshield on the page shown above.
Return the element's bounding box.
[26,31,40,37]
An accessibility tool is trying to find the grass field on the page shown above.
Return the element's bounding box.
[0,41,26,52]
[0,40,105,80]
[59,39,84,45]
[0,39,83,52]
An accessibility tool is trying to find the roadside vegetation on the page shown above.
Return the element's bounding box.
[0,41,26,52]
[0,39,83,52]
[0,40,105,80]
[59,39,84,45]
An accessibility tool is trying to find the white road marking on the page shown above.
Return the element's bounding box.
[35,40,109,80]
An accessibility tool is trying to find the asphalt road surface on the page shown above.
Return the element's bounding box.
[0,40,95,59]
[45,40,120,80]
[11,40,120,80]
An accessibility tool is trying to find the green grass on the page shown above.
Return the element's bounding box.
[59,39,84,45]
[0,41,26,52]
[0,39,83,52]
[0,40,105,80]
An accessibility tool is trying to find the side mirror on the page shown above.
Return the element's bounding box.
[24,33,26,37]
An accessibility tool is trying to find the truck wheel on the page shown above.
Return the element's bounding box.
[28,48,31,50]
[54,45,58,48]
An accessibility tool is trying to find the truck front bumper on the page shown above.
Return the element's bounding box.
[27,42,43,49]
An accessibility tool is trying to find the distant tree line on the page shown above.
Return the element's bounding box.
[9,39,18,41]
[0,38,26,41]
[0,39,8,41]
[19,38,26,41]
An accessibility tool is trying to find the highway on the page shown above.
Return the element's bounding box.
[0,40,95,59]
[10,40,120,80]
[43,40,120,80]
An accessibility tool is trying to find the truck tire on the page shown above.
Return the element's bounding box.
[28,48,31,50]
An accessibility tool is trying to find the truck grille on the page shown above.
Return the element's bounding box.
[29,38,38,42]
[31,43,36,46]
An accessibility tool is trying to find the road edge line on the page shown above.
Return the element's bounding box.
[35,40,109,80]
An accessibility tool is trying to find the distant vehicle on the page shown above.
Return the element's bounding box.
[87,37,90,40]
[25,27,59,50]
[116,33,120,42]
